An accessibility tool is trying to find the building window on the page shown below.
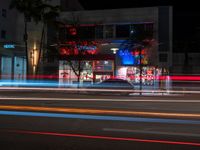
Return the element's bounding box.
[2,9,7,17]
[78,26,95,40]
[95,25,103,39]
[1,30,6,39]
[105,25,114,38]
[116,25,130,38]
[144,23,154,32]
[159,54,168,62]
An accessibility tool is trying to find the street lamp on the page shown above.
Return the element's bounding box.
[111,48,119,77]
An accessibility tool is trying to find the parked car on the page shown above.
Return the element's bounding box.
[86,78,134,95]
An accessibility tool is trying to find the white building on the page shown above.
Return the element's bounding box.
[0,0,26,80]
[0,0,82,80]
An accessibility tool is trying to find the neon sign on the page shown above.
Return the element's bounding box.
[60,40,98,56]
[3,44,15,49]
[118,49,135,65]
[118,49,148,65]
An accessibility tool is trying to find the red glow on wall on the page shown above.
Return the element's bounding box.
[69,27,77,36]
[60,48,71,56]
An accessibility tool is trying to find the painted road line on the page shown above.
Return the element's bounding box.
[103,128,200,138]
[1,110,200,125]
[0,97,200,103]
[0,105,200,118]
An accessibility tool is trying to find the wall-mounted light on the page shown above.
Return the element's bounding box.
[110,48,119,54]
[31,43,38,74]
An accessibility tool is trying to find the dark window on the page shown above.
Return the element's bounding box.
[65,26,95,40]
[159,54,168,62]
[1,30,6,39]
[105,25,114,38]
[78,26,95,40]
[144,23,154,32]
[130,24,154,41]
[2,9,6,17]
[95,25,103,39]
[116,25,130,38]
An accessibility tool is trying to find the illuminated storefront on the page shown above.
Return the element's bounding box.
[57,22,169,89]
[117,66,161,86]
[59,59,114,85]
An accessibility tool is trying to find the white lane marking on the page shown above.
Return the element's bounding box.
[103,128,200,138]
[0,97,200,103]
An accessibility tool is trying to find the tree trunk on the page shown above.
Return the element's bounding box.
[24,15,29,79]
[36,23,45,76]
[139,47,142,95]
[77,60,81,88]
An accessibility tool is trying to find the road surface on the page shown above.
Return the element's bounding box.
[0,90,200,150]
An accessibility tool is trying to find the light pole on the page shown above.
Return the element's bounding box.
[111,48,119,77]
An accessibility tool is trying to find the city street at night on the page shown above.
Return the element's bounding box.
[1,0,200,149]
[0,90,200,150]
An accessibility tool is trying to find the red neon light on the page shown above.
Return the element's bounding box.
[69,27,77,36]
[9,130,200,147]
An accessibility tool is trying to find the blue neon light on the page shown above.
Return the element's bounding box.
[78,45,97,50]
[118,49,134,65]
[3,44,15,49]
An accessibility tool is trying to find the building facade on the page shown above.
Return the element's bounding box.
[0,0,173,89]
[0,0,82,81]
[50,7,173,88]
[172,53,200,74]
[0,0,26,81]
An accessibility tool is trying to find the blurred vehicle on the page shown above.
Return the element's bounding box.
[86,78,134,95]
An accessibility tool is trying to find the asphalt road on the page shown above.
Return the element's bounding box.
[0,90,200,150]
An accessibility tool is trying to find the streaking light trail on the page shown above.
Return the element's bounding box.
[1,86,200,94]
[1,110,200,125]
[1,97,200,103]
[5,130,200,147]
[0,105,200,119]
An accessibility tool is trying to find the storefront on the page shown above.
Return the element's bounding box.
[59,55,115,86]
[0,55,26,80]
[117,66,163,89]
[57,22,171,89]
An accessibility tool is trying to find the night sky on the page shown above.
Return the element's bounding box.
[79,0,200,52]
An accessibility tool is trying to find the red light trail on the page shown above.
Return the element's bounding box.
[6,130,200,147]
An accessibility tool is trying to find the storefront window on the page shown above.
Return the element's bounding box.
[93,61,113,72]
[1,56,12,79]
[117,66,160,86]
[14,57,26,80]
